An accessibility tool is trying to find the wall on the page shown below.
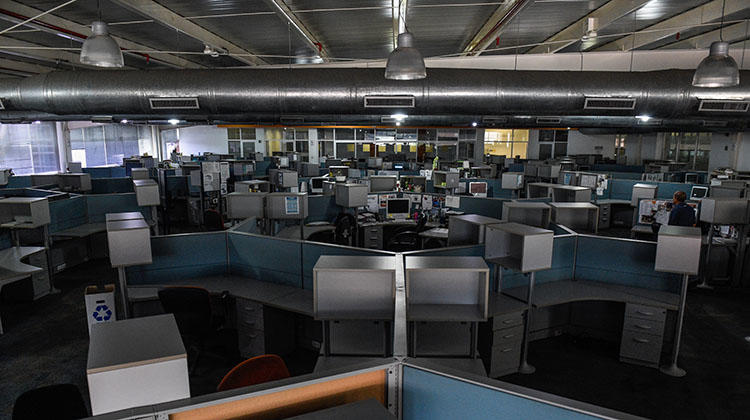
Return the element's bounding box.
[708,132,738,171]
[566,130,615,158]
[177,125,266,157]
[736,132,750,172]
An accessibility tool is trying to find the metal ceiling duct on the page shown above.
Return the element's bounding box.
[0,68,748,123]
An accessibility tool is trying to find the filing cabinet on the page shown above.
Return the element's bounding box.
[362,225,383,249]
[488,310,525,377]
[236,298,265,358]
[619,303,666,368]
[598,203,611,230]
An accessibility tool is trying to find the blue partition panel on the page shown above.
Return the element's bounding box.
[255,160,272,176]
[228,218,261,234]
[456,197,505,219]
[0,231,11,250]
[591,164,644,173]
[5,176,32,188]
[307,195,339,223]
[91,177,134,194]
[609,179,695,201]
[228,232,301,287]
[48,196,88,233]
[402,366,600,420]
[84,166,126,178]
[86,194,146,222]
[301,242,393,289]
[575,236,680,293]
[501,235,576,289]
[127,232,227,284]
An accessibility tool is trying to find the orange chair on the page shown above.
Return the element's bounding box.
[217,354,291,392]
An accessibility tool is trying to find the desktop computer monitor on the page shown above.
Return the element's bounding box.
[387,198,410,219]
[310,177,325,193]
[329,166,348,181]
[690,186,708,201]
[469,182,488,197]
[393,163,404,170]
[685,173,698,183]
[579,174,598,189]
[370,176,397,192]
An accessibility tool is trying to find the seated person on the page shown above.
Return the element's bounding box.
[668,191,696,227]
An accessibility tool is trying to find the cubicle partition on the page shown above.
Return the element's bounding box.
[3,176,32,188]
[48,195,88,233]
[84,166,127,179]
[301,241,393,289]
[228,232,301,287]
[127,232,228,285]
[606,179,697,202]
[575,235,680,293]
[91,177,134,194]
[86,193,145,222]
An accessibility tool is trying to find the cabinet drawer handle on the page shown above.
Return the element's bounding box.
[635,324,652,330]
[501,347,513,353]
[243,306,256,312]
[242,321,256,326]
[636,310,654,316]
[502,334,516,339]
[248,333,258,339]
[633,337,650,344]
[502,319,515,324]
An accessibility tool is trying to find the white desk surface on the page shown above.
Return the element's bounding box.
[87,314,186,374]
[0,246,45,285]
[0,221,48,230]
[51,222,106,238]
[503,280,679,311]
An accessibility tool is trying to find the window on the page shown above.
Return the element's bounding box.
[484,129,528,159]
[68,124,151,167]
[0,123,59,175]
[664,132,711,171]
[226,127,257,158]
[537,129,566,159]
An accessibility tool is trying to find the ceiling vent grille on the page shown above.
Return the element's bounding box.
[536,117,562,124]
[380,116,398,124]
[90,115,113,122]
[149,97,200,110]
[364,96,415,108]
[637,118,662,126]
[701,120,728,127]
[482,116,507,124]
[584,97,636,110]
[698,100,749,113]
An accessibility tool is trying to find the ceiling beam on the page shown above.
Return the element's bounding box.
[527,0,652,54]
[595,0,750,52]
[0,57,53,74]
[659,22,750,50]
[261,0,329,62]
[0,35,97,69]
[1,0,203,69]
[462,0,530,56]
[110,0,268,66]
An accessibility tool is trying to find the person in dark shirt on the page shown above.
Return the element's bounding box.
[668,191,696,226]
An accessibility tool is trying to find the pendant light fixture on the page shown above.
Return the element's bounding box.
[385,2,426,80]
[692,0,739,87]
[80,1,123,68]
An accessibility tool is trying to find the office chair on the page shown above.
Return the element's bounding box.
[385,213,427,252]
[203,209,225,231]
[158,286,234,375]
[216,354,290,392]
[13,384,88,420]
[334,213,357,246]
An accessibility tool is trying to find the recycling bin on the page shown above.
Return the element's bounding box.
[85,284,116,334]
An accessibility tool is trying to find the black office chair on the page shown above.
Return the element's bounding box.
[334,213,357,246]
[385,213,427,252]
[158,286,235,375]
[13,384,88,420]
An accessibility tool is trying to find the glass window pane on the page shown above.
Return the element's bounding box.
[84,126,106,167]
[296,140,309,153]
[227,128,240,140]
[240,128,256,140]
[554,143,567,157]
[242,141,255,158]
[295,129,308,140]
[555,130,568,142]
[335,128,353,140]
[355,128,374,141]
[418,129,436,141]
[437,145,456,161]
[284,129,295,140]
[539,143,552,160]
[319,141,334,157]
[538,130,555,142]
[228,141,241,157]
[317,128,334,140]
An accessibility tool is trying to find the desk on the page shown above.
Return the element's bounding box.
[87,314,189,415]
[502,280,679,369]
[0,246,46,334]
[129,275,314,359]
[595,199,633,229]
[418,227,448,248]
[630,224,656,239]
[50,222,106,238]
[359,220,440,250]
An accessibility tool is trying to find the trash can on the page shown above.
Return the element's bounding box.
[85,284,116,334]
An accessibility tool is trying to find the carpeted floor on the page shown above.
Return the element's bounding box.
[1,259,749,419]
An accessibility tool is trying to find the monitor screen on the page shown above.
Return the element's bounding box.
[690,186,708,200]
[469,182,487,195]
[579,174,597,189]
[563,173,574,186]
[387,198,410,216]
[685,173,698,183]
[393,163,404,170]
[311,178,324,189]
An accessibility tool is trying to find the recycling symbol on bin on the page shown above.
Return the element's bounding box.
[92,305,112,322]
